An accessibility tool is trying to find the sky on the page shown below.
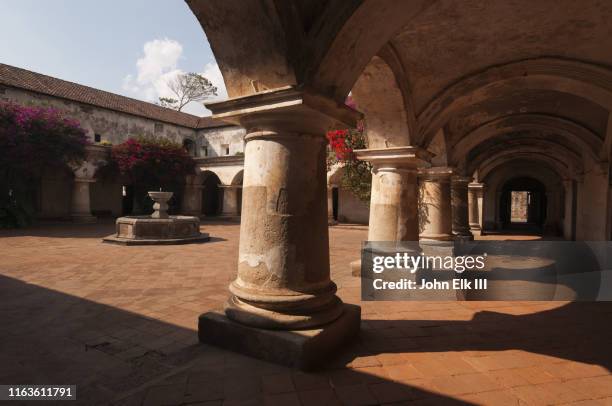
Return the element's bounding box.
[0,0,227,116]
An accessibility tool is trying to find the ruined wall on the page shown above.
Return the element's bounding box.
[91,181,123,216]
[1,87,197,145]
[38,168,73,219]
[198,126,245,157]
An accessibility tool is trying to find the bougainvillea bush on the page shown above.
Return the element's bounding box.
[98,136,196,213]
[0,103,88,227]
[326,120,372,203]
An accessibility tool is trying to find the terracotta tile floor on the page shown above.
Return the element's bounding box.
[1,221,611,405]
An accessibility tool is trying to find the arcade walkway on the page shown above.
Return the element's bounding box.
[1,222,611,405]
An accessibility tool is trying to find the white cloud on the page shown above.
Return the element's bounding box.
[202,62,228,100]
[123,39,228,117]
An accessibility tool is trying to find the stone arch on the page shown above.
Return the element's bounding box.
[351,55,412,148]
[186,0,297,98]
[450,114,602,167]
[230,169,244,186]
[310,1,433,101]
[200,170,222,216]
[478,153,575,183]
[481,159,566,235]
[37,164,74,219]
[419,58,612,148]
[466,143,582,180]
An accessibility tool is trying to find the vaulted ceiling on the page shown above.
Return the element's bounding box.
[188,0,612,179]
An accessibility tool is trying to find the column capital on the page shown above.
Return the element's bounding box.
[451,175,473,185]
[354,146,433,170]
[468,182,484,190]
[70,145,109,181]
[219,184,242,190]
[418,166,454,181]
[206,86,362,135]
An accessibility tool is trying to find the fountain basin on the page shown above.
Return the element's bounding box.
[103,215,209,245]
[103,191,209,245]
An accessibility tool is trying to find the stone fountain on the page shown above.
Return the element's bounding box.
[103,191,209,245]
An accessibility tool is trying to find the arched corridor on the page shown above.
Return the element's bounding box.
[200,171,222,216]
[187,0,612,370]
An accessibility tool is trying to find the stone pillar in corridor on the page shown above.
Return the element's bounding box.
[418,167,454,241]
[451,176,474,241]
[544,190,557,235]
[70,145,107,223]
[181,174,203,216]
[198,88,361,369]
[220,185,241,217]
[327,184,338,225]
[71,176,96,223]
[468,182,485,234]
[354,147,432,242]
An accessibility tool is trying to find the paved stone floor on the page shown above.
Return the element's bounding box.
[1,221,611,405]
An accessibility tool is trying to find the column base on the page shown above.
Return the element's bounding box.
[206,215,241,223]
[198,303,361,370]
[328,218,338,226]
[419,233,454,241]
[420,239,455,262]
[182,210,202,217]
[71,214,97,223]
[454,233,474,241]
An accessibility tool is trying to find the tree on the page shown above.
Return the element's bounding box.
[0,103,89,227]
[159,72,218,111]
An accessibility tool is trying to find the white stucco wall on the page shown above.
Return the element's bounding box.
[198,126,246,157]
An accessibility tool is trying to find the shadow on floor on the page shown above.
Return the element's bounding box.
[333,302,612,374]
[0,274,473,405]
[3,268,611,405]
[0,221,117,238]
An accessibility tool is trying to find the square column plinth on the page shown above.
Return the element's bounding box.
[198,304,361,370]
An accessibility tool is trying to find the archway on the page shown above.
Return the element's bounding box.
[229,170,244,216]
[499,177,547,233]
[201,171,222,216]
[36,164,73,219]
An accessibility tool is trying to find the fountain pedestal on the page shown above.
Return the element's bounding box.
[103,191,209,245]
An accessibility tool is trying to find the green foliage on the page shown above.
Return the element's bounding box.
[326,125,372,204]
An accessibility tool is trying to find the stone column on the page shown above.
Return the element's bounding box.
[451,176,474,241]
[354,147,432,242]
[199,88,361,370]
[71,177,96,223]
[469,182,484,234]
[418,167,454,241]
[220,185,241,217]
[327,185,338,225]
[70,146,107,223]
[544,190,559,235]
[181,175,203,216]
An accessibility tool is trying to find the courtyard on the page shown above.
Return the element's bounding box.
[1,221,611,405]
